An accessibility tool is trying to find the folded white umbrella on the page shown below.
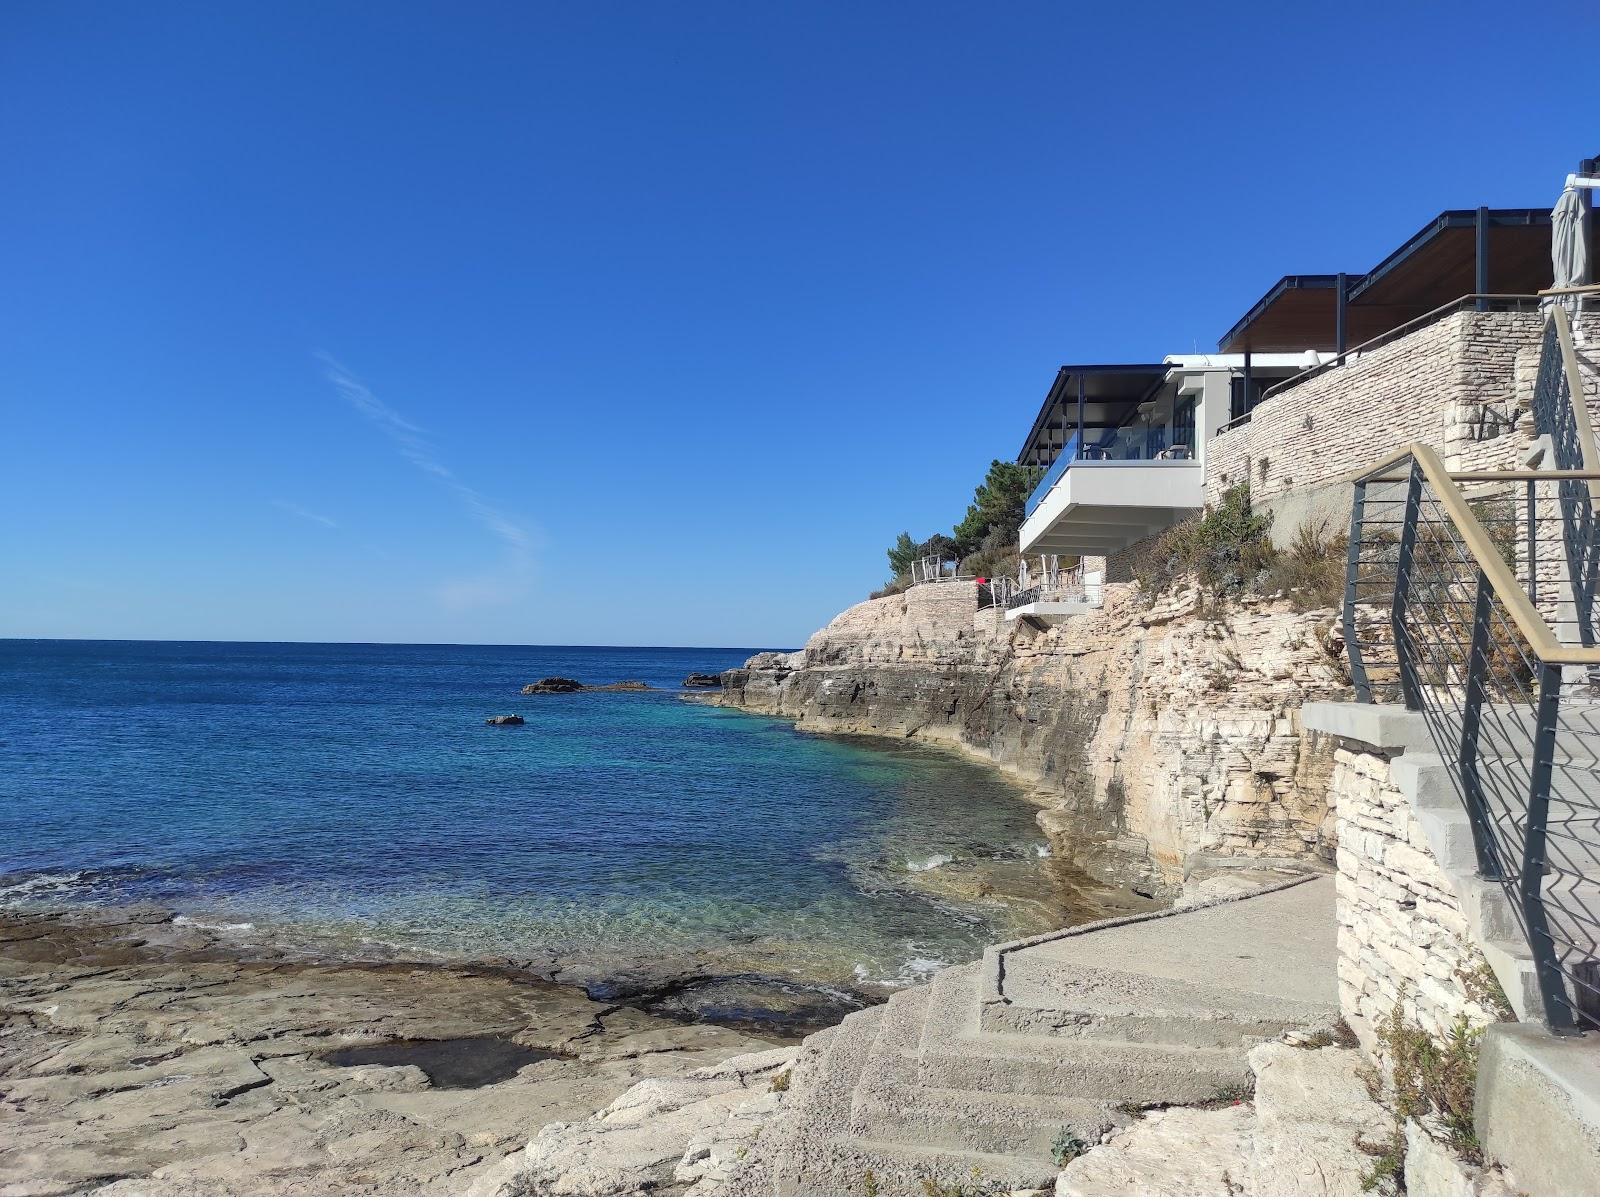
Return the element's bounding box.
[1552,185,1587,289]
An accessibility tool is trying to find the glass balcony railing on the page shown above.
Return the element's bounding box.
[1024,427,1196,517]
[1024,432,1078,516]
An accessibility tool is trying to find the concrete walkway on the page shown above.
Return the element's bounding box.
[728,874,1339,1196]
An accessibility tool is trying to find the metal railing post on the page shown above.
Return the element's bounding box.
[1344,479,1372,703]
[1459,570,1506,880]
[1527,478,1538,604]
[1392,459,1425,710]
[1524,660,1579,1033]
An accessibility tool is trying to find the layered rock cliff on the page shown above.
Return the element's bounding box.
[719,580,1351,895]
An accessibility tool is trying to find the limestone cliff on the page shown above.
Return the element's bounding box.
[719,580,1350,894]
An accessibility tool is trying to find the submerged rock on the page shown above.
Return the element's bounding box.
[521,677,585,694]
[485,714,525,726]
[682,673,723,688]
[589,680,655,692]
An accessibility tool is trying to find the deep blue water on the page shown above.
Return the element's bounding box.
[0,640,1060,996]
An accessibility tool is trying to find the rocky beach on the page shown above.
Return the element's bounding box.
[0,904,785,1196]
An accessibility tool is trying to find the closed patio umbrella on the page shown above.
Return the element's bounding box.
[1552,185,1587,290]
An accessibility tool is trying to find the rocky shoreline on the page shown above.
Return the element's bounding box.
[0,903,785,1196]
[714,580,1350,898]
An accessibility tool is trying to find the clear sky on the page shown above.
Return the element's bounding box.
[3,2,1595,647]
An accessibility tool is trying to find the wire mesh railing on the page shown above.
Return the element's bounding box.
[1004,562,1099,611]
[1344,444,1600,1033]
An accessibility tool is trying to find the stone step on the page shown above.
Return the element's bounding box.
[853,1083,1117,1160]
[920,957,1256,1101]
[847,984,1119,1159]
[765,1004,892,1197]
[919,1027,1252,1103]
[775,1134,1061,1196]
[1481,934,1546,1023]
[986,957,1330,1048]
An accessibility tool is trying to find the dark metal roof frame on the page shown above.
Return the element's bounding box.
[1346,208,1549,303]
[1018,364,1168,462]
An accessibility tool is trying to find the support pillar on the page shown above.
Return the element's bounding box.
[1476,205,1490,311]
[1335,272,1348,364]
[1076,374,1086,460]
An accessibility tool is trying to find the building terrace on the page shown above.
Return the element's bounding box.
[1015,353,1322,560]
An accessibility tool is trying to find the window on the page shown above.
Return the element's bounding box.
[1171,396,1196,448]
[1229,375,1268,421]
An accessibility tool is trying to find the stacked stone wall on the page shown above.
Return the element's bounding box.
[1205,311,1543,507]
[1327,743,1506,1055]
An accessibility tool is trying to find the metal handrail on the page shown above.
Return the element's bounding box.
[1348,446,1600,668]
[1344,446,1600,1033]
[1342,309,1600,1034]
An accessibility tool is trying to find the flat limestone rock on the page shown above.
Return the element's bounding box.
[0,909,777,1196]
[1056,1104,1256,1197]
[1056,1043,1392,1197]
[471,1046,798,1197]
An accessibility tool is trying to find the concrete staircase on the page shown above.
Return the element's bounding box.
[728,876,1338,1196]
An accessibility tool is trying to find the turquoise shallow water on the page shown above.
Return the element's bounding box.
[0,640,1066,1007]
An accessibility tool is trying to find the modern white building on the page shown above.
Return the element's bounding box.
[1015,353,1327,559]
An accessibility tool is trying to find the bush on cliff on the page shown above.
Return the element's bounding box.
[1133,485,1345,611]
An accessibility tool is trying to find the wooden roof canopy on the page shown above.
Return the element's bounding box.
[1217,209,1577,354]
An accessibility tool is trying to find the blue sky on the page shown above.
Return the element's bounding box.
[2,2,1595,647]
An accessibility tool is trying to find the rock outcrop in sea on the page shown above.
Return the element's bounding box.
[521,678,657,694]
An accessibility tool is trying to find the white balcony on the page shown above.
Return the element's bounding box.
[1018,457,1203,556]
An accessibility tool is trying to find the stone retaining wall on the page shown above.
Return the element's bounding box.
[1326,742,1506,1052]
[1206,310,1544,510]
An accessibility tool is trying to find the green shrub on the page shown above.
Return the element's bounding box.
[1134,486,1349,613]
[1263,520,1347,612]
[1378,1007,1482,1162]
[1051,1127,1091,1167]
[1360,1001,1486,1192]
[1133,485,1274,602]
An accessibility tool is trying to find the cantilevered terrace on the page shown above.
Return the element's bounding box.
[1016,354,1320,558]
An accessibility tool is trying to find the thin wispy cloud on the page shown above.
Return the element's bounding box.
[320,354,535,608]
[272,499,338,528]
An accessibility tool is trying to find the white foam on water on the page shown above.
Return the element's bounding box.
[897,955,946,983]
[0,871,88,902]
[1034,842,1052,858]
[852,951,949,988]
[172,915,256,934]
[905,854,954,873]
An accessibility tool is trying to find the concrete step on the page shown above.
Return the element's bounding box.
[1389,752,1459,810]
[761,1005,889,1197]
[986,956,1330,1048]
[853,1084,1117,1159]
[848,982,1120,1158]
[919,1028,1252,1102]
[775,1135,1061,1196]
[918,968,1251,1101]
[1482,934,1546,1023]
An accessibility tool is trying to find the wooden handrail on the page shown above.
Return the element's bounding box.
[1359,444,1600,665]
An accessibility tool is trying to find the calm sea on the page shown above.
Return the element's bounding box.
[0,640,1065,1017]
